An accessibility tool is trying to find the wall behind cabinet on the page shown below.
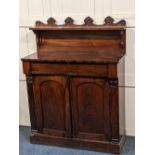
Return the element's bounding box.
[19,0,135,136]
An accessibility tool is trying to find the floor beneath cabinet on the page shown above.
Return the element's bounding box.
[19,126,135,155]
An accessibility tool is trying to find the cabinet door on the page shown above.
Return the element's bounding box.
[71,77,111,141]
[33,76,71,137]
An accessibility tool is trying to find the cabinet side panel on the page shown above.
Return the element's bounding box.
[117,57,125,136]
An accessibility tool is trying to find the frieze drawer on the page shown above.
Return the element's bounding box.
[31,63,107,77]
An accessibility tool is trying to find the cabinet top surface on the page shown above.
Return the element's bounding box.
[21,51,123,64]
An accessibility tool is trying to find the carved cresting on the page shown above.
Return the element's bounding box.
[35,16,126,27]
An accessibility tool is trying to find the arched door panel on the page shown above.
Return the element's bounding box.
[33,76,71,137]
[71,77,111,141]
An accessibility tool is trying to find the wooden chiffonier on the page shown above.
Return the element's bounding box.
[21,16,126,154]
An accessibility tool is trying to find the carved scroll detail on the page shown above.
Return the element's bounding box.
[116,20,126,26]
[47,17,56,25]
[64,17,74,25]
[36,21,45,26]
[104,16,114,25]
[84,17,94,26]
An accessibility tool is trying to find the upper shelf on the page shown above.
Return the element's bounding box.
[30,16,126,31]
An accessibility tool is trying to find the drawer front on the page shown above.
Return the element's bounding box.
[31,63,107,77]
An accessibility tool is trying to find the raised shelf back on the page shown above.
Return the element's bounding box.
[30,16,126,57]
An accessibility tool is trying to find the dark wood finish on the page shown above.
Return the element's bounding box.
[109,79,119,141]
[26,76,37,131]
[21,16,126,154]
[23,61,31,74]
[71,77,111,141]
[31,62,107,77]
[22,51,123,63]
[34,30,124,55]
[29,16,126,57]
[33,16,126,28]
[33,76,71,137]
[30,131,125,154]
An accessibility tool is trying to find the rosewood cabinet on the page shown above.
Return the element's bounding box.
[22,16,126,154]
